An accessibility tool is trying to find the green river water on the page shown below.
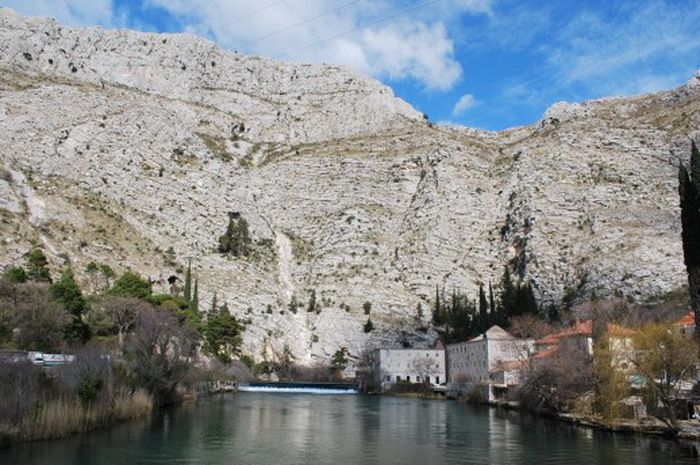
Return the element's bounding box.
[1,392,698,464]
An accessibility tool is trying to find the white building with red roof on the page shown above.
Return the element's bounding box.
[446,326,534,387]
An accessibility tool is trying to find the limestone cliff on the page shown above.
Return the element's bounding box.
[1,9,698,364]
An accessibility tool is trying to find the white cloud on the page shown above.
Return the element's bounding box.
[2,0,113,26]
[141,0,483,91]
[452,93,478,116]
[545,1,700,96]
[3,0,495,91]
[361,21,462,90]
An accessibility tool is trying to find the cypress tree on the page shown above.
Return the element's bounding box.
[499,267,517,319]
[478,284,489,328]
[679,140,700,334]
[517,282,538,315]
[307,289,317,313]
[192,278,199,313]
[184,261,192,303]
[432,285,443,325]
[211,291,218,314]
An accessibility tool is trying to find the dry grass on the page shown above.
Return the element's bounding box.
[8,389,153,442]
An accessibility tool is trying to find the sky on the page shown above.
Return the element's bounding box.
[2,0,699,130]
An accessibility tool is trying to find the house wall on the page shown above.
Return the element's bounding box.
[374,349,446,392]
[447,339,534,386]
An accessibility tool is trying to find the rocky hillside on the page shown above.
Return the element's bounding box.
[1,9,698,364]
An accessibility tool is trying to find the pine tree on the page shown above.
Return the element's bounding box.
[50,269,91,343]
[218,214,252,257]
[679,140,700,334]
[26,248,52,282]
[204,309,244,364]
[184,261,192,303]
[488,281,496,314]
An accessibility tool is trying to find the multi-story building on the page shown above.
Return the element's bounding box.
[446,326,534,387]
[373,347,446,392]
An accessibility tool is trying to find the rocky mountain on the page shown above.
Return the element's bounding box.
[1,9,698,365]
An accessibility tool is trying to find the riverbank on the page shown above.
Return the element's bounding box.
[459,397,700,441]
[0,389,153,447]
[386,392,447,401]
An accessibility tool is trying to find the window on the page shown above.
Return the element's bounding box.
[407,376,411,382]
[396,375,400,382]
[435,376,440,384]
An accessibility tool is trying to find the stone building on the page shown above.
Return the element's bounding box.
[446,326,534,387]
[373,348,446,392]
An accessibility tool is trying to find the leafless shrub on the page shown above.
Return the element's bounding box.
[508,314,560,339]
[518,339,596,413]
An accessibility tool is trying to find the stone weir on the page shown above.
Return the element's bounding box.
[238,381,359,394]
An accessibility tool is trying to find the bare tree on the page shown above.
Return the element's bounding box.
[631,323,698,430]
[508,314,559,339]
[100,297,146,349]
[410,355,442,385]
[11,283,70,352]
[518,338,596,413]
[127,306,197,404]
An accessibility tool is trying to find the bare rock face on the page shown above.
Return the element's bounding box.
[0,9,698,365]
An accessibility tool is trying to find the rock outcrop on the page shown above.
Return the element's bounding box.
[1,9,698,364]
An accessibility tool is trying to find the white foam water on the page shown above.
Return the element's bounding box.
[238,386,358,395]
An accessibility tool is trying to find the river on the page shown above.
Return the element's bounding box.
[1,392,698,464]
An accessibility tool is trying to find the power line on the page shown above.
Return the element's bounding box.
[275,0,443,59]
[219,0,289,27]
[239,0,364,48]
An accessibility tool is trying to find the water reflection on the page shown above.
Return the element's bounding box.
[1,393,698,465]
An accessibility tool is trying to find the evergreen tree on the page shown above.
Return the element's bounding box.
[109,271,152,299]
[478,284,489,329]
[192,278,199,313]
[288,295,299,314]
[415,302,424,321]
[218,214,252,257]
[307,289,317,313]
[26,248,51,282]
[331,347,349,372]
[517,282,538,316]
[204,310,244,364]
[184,261,192,303]
[499,267,517,319]
[432,285,445,326]
[488,281,496,314]
[50,269,91,343]
[211,291,218,314]
[679,140,700,334]
[4,265,28,283]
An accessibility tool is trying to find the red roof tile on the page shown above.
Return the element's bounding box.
[675,311,695,327]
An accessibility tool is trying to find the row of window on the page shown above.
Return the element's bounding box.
[386,375,440,384]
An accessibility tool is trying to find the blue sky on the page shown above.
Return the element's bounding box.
[3,0,699,130]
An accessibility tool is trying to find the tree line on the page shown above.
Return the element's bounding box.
[0,247,246,443]
[431,267,541,343]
